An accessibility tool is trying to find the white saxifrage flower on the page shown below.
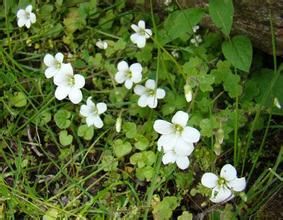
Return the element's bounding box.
[134,79,166,108]
[115,61,142,89]
[153,111,200,170]
[201,164,246,203]
[191,35,202,47]
[130,20,152,48]
[96,39,108,49]
[43,53,67,79]
[80,97,107,128]
[16,5,36,28]
[54,64,85,104]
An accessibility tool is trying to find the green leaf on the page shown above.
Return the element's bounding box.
[222,35,253,72]
[134,135,149,151]
[209,0,234,36]
[200,117,218,137]
[77,124,94,140]
[54,109,71,129]
[9,92,27,107]
[152,196,179,220]
[113,139,132,158]
[123,122,137,139]
[178,211,193,220]
[59,130,73,146]
[159,8,205,45]
[136,166,154,181]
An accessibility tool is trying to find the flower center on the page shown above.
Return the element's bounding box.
[217,177,226,186]
[126,70,132,78]
[67,76,75,86]
[174,124,183,134]
[25,12,30,19]
[138,28,146,36]
[91,106,98,115]
[147,89,155,96]
[55,61,61,69]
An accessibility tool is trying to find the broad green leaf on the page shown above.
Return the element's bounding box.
[123,122,137,139]
[54,109,72,129]
[178,211,193,220]
[78,124,94,140]
[136,166,154,181]
[134,135,149,151]
[9,92,27,107]
[152,196,179,220]
[209,0,234,36]
[59,130,73,146]
[222,35,253,72]
[159,8,205,45]
[113,139,132,158]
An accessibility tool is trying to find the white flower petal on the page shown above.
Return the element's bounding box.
[130,63,142,75]
[182,126,200,143]
[61,63,73,75]
[156,88,166,99]
[153,120,174,135]
[25,20,31,28]
[117,61,129,72]
[138,20,145,29]
[201,173,218,189]
[157,133,177,152]
[228,177,246,192]
[115,72,126,84]
[17,18,27,27]
[134,85,146,96]
[69,88,82,104]
[55,86,70,100]
[131,24,139,32]
[130,33,146,48]
[54,73,68,86]
[93,116,104,128]
[145,79,156,89]
[175,138,194,156]
[74,74,85,89]
[145,29,152,38]
[86,116,95,127]
[125,79,133,89]
[131,71,142,83]
[137,95,148,107]
[210,186,233,203]
[147,96,158,108]
[220,164,237,181]
[80,104,91,117]
[44,54,54,67]
[26,5,32,13]
[176,156,190,170]
[172,111,188,127]
[30,13,36,23]
[86,97,94,107]
[97,103,107,114]
[55,52,64,63]
[162,151,176,164]
[44,67,56,78]
[136,37,146,48]
[17,9,26,18]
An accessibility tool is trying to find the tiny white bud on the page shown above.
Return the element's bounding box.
[184,84,193,103]
[192,25,199,33]
[274,97,281,109]
[171,50,179,58]
[115,116,122,133]
[96,39,108,50]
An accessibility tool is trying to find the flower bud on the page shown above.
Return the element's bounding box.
[115,116,122,133]
[274,97,281,109]
[184,84,193,103]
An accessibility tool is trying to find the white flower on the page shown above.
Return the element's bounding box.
[80,97,107,128]
[54,64,85,104]
[16,5,36,28]
[153,111,200,170]
[192,25,199,33]
[201,164,246,203]
[274,97,281,109]
[130,20,152,48]
[190,35,202,47]
[164,0,172,6]
[171,50,179,58]
[184,84,193,103]
[43,53,68,79]
[96,39,108,49]
[134,79,166,108]
[115,61,142,89]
